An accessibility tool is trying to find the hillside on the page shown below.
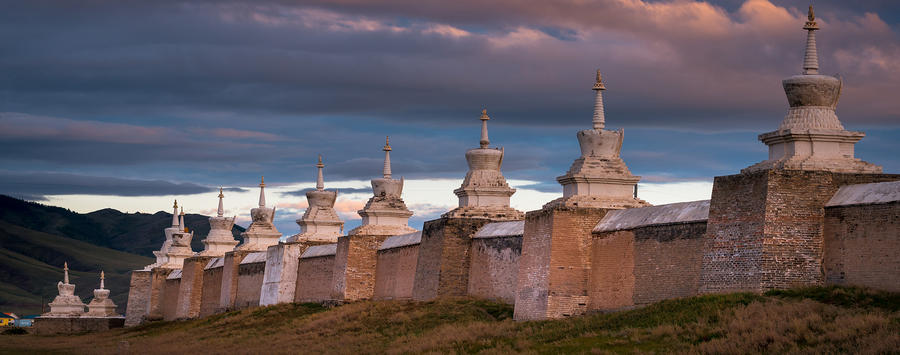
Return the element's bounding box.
[0,195,245,257]
[4,286,898,353]
[0,195,246,315]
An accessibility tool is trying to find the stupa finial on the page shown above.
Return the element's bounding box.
[63,262,69,284]
[171,200,179,227]
[802,5,819,74]
[316,155,325,191]
[258,176,266,207]
[217,187,225,217]
[480,109,491,148]
[179,207,185,231]
[100,270,105,290]
[592,70,607,129]
[383,136,392,179]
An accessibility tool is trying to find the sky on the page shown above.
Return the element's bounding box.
[1,0,899,234]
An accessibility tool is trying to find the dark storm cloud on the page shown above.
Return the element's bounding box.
[0,171,216,199]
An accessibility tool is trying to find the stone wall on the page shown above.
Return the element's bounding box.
[199,259,223,317]
[34,317,125,335]
[590,222,706,311]
[374,244,420,300]
[824,201,900,292]
[331,234,390,301]
[259,243,304,306]
[218,250,253,312]
[234,252,266,310]
[700,170,900,293]
[162,271,181,321]
[295,256,335,302]
[467,236,521,304]
[147,268,174,321]
[124,270,150,327]
[412,218,492,301]
[175,256,213,319]
[514,207,609,320]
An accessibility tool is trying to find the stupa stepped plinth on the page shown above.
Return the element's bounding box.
[442,109,524,220]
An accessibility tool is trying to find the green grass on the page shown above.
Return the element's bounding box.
[3,286,898,354]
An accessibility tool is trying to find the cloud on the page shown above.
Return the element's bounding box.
[0,171,217,199]
[280,187,372,197]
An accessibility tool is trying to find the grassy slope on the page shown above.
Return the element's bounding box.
[4,286,898,354]
[0,221,152,315]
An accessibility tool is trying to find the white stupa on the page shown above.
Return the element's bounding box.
[86,271,121,317]
[43,262,86,317]
[744,6,881,174]
[443,109,524,220]
[147,201,194,269]
[237,177,282,251]
[349,137,416,236]
[548,70,649,209]
[286,155,344,243]
[198,188,239,256]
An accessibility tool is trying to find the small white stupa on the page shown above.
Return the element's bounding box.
[286,155,344,243]
[198,188,239,256]
[86,271,121,317]
[549,70,649,209]
[443,109,524,220]
[43,262,86,317]
[744,6,881,174]
[349,137,416,236]
[147,201,194,269]
[237,177,282,251]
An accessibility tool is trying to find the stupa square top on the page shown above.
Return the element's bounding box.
[548,70,649,209]
[442,109,524,220]
[744,6,881,174]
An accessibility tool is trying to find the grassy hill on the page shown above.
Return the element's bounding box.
[4,286,898,353]
[0,195,246,315]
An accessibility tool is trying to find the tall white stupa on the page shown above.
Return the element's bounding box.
[349,137,416,236]
[443,109,524,220]
[198,188,239,256]
[286,155,344,243]
[43,262,86,317]
[744,6,881,174]
[147,201,194,269]
[237,177,282,251]
[548,70,649,209]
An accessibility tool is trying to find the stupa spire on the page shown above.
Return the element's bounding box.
[258,176,266,207]
[316,155,325,191]
[592,70,606,130]
[63,262,69,284]
[383,136,392,179]
[179,207,185,231]
[802,5,819,75]
[171,200,179,227]
[217,188,225,217]
[99,270,105,290]
[480,109,491,148]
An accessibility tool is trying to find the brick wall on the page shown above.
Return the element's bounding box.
[124,270,151,326]
[824,201,900,292]
[147,268,174,321]
[331,234,390,301]
[199,266,223,317]
[588,230,634,311]
[34,317,125,335]
[467,236,521,304]
[218,250,252,312]
[374,245,420,300]
[234,261,265,310]
[162,277,180,321]
[295,255,335,302]
[701,170,900,293]
[175,256,213,319]
[412,218,492,301]
[513,208,553,320]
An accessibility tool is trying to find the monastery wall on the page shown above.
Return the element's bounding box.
[332,234,390,301]
[374,232,421,300]
[412,218,492,301]
[162,270,181,321]
[218,250,253,312]
[467,221,524,304]
[234,252,266,310]
[295,245,337,302]
[199,259,224,317]
[124,270,151,327]
[175,256,214,319]
[147,268,174,321]
[34,317,125,335]
[823,182,900,292]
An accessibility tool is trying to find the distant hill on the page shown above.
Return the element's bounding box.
[0,195,245,257]
[0,195,245,315]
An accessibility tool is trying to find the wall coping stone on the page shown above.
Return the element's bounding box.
[239,251,267,265]
[826,180,900,207]
[593,200,709,233]
[378,231,422,251]
[204,257,224,270]
[300,243,338,258]
[473,220,525,239]
[166,269,183,280]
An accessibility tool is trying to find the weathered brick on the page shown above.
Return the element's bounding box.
[467,236,522,304]
[412,218,492,301]
[374,244,419,300]
[824,201,900,292]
